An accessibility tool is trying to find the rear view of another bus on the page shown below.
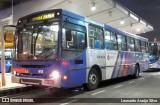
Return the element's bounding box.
[149,43,160,69]
[0,49,12,73]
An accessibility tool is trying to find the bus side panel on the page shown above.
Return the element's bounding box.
[106,50,119,79]
[61,51,87,88]
[87,49,106,80]
[109,51,135,78]
[139,53,149,72]
[116,51,129,77]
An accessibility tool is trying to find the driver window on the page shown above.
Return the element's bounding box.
[62,28,86,50]
[62,28,86,60]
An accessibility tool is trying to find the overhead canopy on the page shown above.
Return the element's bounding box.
[49,0,153,34]
[0,0,154,35]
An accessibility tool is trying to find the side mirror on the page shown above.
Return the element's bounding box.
[66,30,72,41]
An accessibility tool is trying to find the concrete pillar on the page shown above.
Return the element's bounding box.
[0,22,6,86]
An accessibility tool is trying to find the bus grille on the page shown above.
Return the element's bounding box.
[21,79,41,84]
[21,65,46,68]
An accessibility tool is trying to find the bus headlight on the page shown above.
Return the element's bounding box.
[50,71,60,79]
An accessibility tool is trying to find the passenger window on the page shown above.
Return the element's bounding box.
[141,41,147,53]
[135,39,141,52]
[104,30,118,50]
[110,32,118,50]
[104,30,111,49]
[89,25,104,49]
[117,34,127,51]
[146,42,149,53]
[127,37,135,51]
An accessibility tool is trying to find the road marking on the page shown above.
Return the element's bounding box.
[139,77,145,80]
[91,90,106,95]
[0,96,7,98]
[129,81,135,84]
[114,85,123,89]
[60,99,77,105]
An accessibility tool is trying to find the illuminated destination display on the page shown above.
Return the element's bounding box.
[32,13,55,21]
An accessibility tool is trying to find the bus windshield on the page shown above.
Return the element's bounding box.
[15,22,59,60]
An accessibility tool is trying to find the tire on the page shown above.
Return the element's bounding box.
[84,68,99,91]
[133,65,140,78]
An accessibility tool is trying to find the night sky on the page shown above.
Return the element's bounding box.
[116,0,160,42]
[0,0,160,41]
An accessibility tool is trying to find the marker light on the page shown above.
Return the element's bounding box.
[63,76,68,80]
[13,71,16,75]
[120,20,125,25]
[50,71,60,79]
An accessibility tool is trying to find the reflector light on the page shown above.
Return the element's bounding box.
[44,80,49,84]
[62,61,68,66]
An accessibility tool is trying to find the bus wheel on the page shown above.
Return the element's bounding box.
[84,68,99,91]
[133,65,140,78]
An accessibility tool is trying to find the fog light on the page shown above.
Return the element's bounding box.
[50,71,60,79]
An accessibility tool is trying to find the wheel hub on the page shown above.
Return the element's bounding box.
[89,73,97,85]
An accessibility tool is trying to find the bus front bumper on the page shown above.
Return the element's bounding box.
[12,75,61,88]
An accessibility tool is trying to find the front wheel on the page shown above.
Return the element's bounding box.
[84,68,99,91]
[133,65,140,78]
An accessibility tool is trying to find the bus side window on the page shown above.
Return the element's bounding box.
[89,25,103,49]
[141,41,146,53]
[127,37,135,51]
[135,39,141,52]
[110,32,118,50]
[145,42,149,53]
[117,34,127,51]
[104,30,111,49]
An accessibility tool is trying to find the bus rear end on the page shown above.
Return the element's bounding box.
[149,43,160,69]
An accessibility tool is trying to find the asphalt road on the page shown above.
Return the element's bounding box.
[1,69,160,105]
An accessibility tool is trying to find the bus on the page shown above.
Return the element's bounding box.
[11,9,149,90]
[149,43,160,69]
[0,49,12,73]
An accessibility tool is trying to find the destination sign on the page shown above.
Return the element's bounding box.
[32,13,55,21]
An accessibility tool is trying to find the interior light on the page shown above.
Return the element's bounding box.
[91,6,96,11]
[23,52,28,54]
[50,25,59,31]
[91,2,96,11]
[136,28,141,32]
[120,20,125,25]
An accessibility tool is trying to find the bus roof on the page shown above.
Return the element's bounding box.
[18,9,148,42]
[62,9,148,42]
